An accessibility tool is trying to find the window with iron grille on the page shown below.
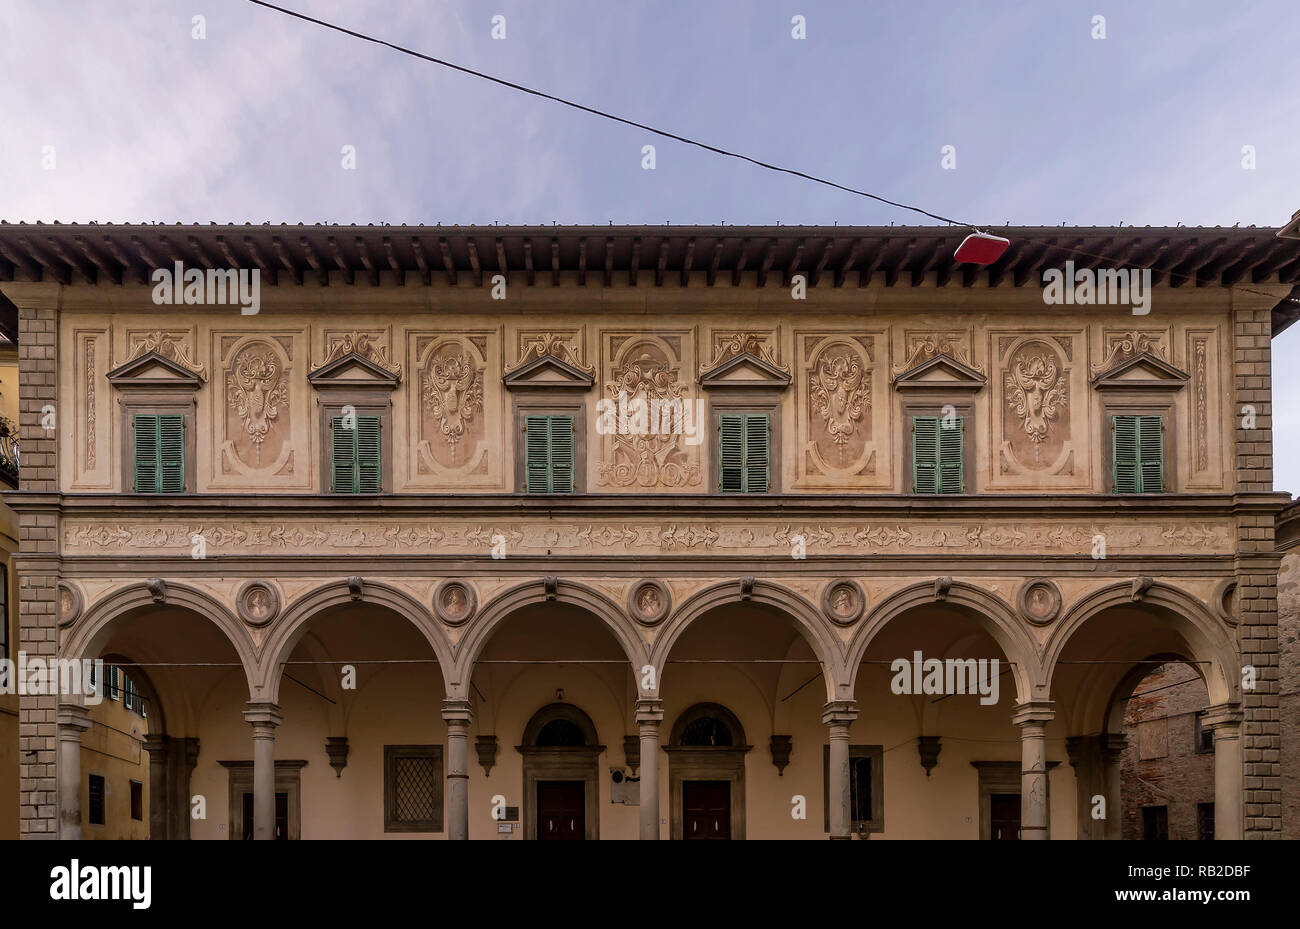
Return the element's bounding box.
[383,745,443,832]
[88,774,106,826]
[1197,802,1215,841]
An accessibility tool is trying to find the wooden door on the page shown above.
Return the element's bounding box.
[990,793,1020,840]
[242,792,289,840]
[683,780,731,840]
[537,780,585,840]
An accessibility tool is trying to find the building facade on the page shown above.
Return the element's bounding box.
[1,224,1296,839]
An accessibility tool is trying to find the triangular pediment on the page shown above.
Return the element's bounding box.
[504,354,595,391]
[106,351,203,388]
[1091,351,1188,390]
[891,354,986,392]
[698,351,792,390]
[308,351,400,389]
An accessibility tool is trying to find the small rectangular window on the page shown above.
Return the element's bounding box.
[331,415,382,493]
[133,414,185,493]
[130,781,143,822]
[1142,804,1169,840]
[1112,414,1163,493]
[718,413,769,493]
[524,416,575,494]
[913,416,963,494]
[88,774,106,826]
[1197,802,1215,841]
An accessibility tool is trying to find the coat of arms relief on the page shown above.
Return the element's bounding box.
[221,337,293,476]
[997,336,1075,476]
[415,336,491,479]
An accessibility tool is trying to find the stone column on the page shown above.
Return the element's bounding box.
[56,704,92,840]
[1066,736,1097,840]
[442,699,472,840]
[242,702,282,840]
[823,700,859,840]
[1011,701,1055,840]
[142,734,169,839]
[1202,703,1244,840]
[1099,733,1127,840]
[635,698,663,840]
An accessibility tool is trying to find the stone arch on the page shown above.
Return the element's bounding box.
[98,651,167,736]
[669,701,748,747]
[258,579,452,703]
[650,580,843,702]
[521,702,600,747]
[65,582,258,698]
[451,579,647,698]
[846,580,1040,703]
[1045,581,1237,709]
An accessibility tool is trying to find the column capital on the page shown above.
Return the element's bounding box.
[441,699,473,725]
[242,701,283,730]
[56,703,92,734]
[1200,702,1243,733]
[142,734,169,757]
[1065,735,1086,768]
[634,697,664,726]
[1010,701,1055,728]
[821,699,859,727]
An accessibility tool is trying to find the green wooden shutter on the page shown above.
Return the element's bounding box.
[331,416,358,493]
[158,415,185,492]
[719,414,745,492]
[938,416,963,494]
[745,414,770,493]
[356,416,382,493]
[1112,415,1140,493]
[548,416,574,493]
[912,417,939,493]
[134,414,159,492]
[525,416,552,492]
[1137,415,1163,493]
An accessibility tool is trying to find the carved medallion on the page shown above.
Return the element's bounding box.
[1017,579,1061,625]
[434,580,477,626]
[236,580,281,627]
[58,583,83,628]
[821,579,865,626]
[1213,579,1237,626]
[628,579,671,626]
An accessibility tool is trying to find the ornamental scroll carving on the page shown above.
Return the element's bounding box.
[416,337,490,476]
[127,329,207,379]
[423,351,484,465]
[809,344,870,466]
[1003,348,1068,463]
[228,346,288,468]
[317,330,401,378]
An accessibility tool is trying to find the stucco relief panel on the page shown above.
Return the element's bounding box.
[596,328,701,491]
[793,329,889,489]
[404,328,504,489]
[1183,326,1225,489]
[208,329,310,490]
[67,327,113,490]
[988,330,1090,489]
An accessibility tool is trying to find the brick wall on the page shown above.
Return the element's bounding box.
[9,285,60,837]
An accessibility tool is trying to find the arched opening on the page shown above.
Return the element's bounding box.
[67,589,254,840]
[1048,589,1235,841]
[518,702,604,840]
[666,702,749,840]
[847,588,1034,839]
[266,595,447,840]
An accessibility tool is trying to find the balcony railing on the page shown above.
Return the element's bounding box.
[0,415,18,485]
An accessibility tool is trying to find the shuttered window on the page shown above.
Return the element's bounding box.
[1112,415,1163,493]
[524,416,574,493]
[912,416,963,494]
[133,414,185,493]
[331,415,382,493]
[718,413,769,493]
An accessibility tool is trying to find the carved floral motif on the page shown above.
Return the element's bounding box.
[699,332,789,376]
[227,347,287,467]
[507,332,594,375]
[598,344,701,489]
[809,348,869,465]
[422,352,484,464]
[318,331,401,377]
[128,330,206,378]
[1004,351,1068,460]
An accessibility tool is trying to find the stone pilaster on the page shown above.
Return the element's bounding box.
[56,703,91,840]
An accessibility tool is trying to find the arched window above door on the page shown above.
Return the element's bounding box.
[669,703,746,748]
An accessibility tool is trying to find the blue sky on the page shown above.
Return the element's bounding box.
[2,0,1297,490]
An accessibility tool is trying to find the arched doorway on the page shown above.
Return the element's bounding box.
[518,703,604,840]
[666,703,750,840]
